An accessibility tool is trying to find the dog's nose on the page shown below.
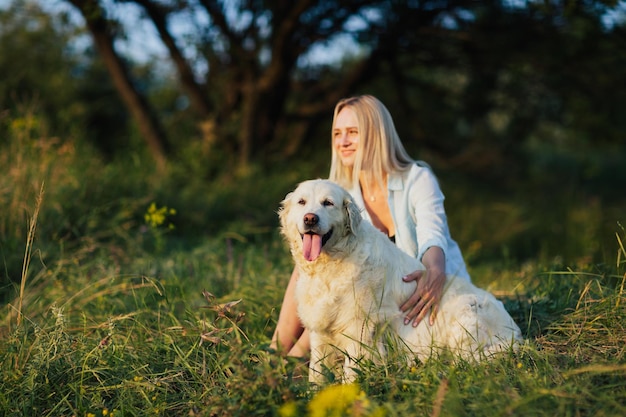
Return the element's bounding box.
[303,213,319,226]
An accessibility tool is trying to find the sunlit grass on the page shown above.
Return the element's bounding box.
[1,208,625,416]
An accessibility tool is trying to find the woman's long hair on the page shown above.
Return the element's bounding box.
[328,95,415,190]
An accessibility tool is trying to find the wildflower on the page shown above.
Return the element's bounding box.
[307,383,360,417]
[306,383,386,417]
[278,401,298,417]
[144,203,176,229]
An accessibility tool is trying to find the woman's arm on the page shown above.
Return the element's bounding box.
[397,166,449,326]
[270,268,307,354]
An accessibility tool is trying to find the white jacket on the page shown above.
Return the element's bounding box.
[348,163,471,280]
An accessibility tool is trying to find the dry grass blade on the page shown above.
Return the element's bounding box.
[431,377,449,417]
[16,182,44,328]
[616,229,625,269]
[564,363,626,377]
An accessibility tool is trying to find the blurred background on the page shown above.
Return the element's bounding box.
[1,0,625,297]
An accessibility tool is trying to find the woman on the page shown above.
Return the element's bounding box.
[270,95,470,357]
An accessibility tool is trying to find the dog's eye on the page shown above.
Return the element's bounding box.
[297,198,306,205]
[322,199,334,207]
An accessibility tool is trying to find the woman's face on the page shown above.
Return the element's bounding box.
[333,106,360,167]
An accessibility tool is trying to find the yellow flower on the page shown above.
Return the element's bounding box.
[308,383,360,417]
[278,401,297,417]
[306,383,386,417]
[144,203,176,229]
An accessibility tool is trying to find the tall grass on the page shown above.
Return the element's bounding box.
[15,182,43,327]
[1,107,625,416]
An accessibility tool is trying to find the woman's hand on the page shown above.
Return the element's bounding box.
[399,246,446,327]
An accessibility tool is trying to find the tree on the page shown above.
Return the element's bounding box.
[132,0,386,172]
[0,1,80,136]
[59,0,626,177]
[67,0,171,169]
[62,0,484,172]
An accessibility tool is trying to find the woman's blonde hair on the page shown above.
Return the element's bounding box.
[328,95,415,190]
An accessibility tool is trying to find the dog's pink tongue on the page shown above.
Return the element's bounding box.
[302,233,322,262]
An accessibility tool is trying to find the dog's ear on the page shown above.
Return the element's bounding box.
[343,197,362,235]
[278,192,293,226]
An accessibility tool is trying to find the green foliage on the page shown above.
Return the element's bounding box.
[4,0,626,181]
[0,0,81,136]
[0,107,149,291]
[0,0,131,155]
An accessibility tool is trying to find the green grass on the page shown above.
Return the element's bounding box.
[1,110,626,416]
[1,226,625,416]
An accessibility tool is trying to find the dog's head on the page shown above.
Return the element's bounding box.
[279,179,362,262]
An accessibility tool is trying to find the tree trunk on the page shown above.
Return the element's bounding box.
[68,0,170,170]
[238,82,258,175]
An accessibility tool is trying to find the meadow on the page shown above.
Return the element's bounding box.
[1,113,625,416]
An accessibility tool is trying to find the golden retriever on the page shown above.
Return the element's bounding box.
[279,179,522,383]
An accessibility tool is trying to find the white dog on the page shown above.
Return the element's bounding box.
[279,179,522,384]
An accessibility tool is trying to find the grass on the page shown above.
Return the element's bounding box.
[16,182,43,327]
[1,110,626,416]
[1,199,625,417]
[1,233,625,416]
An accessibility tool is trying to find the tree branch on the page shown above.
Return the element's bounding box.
[133,0,213,117]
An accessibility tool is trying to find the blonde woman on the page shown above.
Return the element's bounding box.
[271,95,470,357]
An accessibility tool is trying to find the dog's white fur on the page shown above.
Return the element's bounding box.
[279,179,522,384]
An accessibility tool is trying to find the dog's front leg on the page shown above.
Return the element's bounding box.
[308,332,332,385]
[341,323,380,383]
[342,337,367,383]
[342,354,358,383]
